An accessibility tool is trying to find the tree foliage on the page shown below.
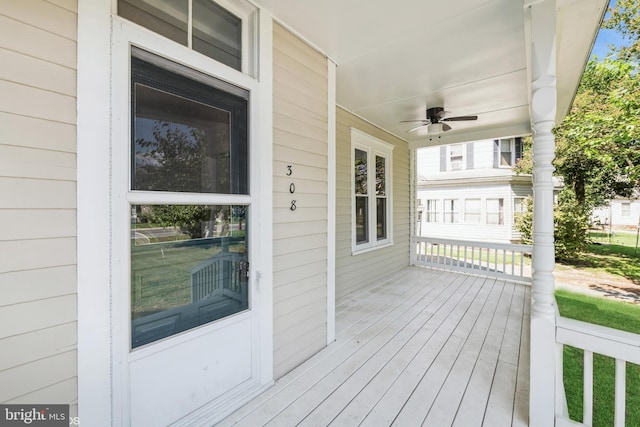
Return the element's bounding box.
[554,58,640,208]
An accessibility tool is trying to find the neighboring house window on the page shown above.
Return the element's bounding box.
[443,199,459,223]
[425,199,439,222]
[486,198,504,225]
[464,198,481,224]
[128,51,250,348]
[118,0,256,74]
[514,197,527,224]
[621,202,631,217]
[494,137,524,167]
[449,144,464,170]
[352,129,394,253]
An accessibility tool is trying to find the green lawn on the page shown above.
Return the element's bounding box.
[556,289,640,426]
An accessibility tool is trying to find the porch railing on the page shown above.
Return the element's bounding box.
[412,236,532,283]
[555,315,640,427]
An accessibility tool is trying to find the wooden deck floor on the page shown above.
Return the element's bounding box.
[218,267,530,426]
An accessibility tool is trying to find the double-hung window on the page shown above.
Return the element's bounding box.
[443,199,459,223]
[464,198,482,224]
[486,198,504,225]
[352,129,393,253]
[425,199,439,222]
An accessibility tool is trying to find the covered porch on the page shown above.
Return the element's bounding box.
[219,266,530,426]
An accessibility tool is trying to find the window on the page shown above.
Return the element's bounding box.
[495,137,524,167]
[129,51,250,348]
[486,198,504,225]
[621,202,631,217]
[464,198,481,224]
[443,199,459,223]
[352,129,393,253]
[118,0,256,74]
[514,197,527,224]
[425,199,439,222]
[449,144,464,170]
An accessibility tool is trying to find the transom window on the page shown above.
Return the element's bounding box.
[118,0,256,74]
[129,51,250,348]
[352,129,393,253]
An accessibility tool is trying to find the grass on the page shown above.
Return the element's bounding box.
[556,290,640,426]
[556,231,640,283]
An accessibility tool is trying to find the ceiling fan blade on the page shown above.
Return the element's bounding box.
[441,123,452,132]
[441,115,478,122]
[406,123,429,133]
[399,119,430,123]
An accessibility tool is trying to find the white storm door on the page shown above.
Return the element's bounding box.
[121,50,256,426]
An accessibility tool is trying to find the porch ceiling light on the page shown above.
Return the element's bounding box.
[427,122,443,134]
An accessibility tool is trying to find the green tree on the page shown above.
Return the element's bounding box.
[554,58,640,208]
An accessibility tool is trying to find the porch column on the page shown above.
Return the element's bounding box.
[527,0,558,425]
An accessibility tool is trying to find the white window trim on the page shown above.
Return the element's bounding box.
[351,128,394,255]
[498,138,521,168]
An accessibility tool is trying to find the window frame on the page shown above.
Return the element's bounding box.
[443,198,459,224]
[486,198,504,225]
[464,198,482,224]
[351,128,394,254]
[425,199,439,223]
[448,144,464,171]
[497,137,524,167]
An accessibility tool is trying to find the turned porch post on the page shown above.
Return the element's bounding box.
[527,0,558,425]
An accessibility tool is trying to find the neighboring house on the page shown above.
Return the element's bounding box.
[0,1,606,426]
[592,197,640,231]
[416,138,532,243]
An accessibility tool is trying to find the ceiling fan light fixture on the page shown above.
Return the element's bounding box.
[427,122,443,134]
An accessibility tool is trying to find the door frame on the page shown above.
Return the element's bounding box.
[77,3,274,425]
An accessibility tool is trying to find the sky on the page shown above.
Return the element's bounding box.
[589,0,629,60]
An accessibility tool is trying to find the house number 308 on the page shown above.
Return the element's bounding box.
[288,165,296,211]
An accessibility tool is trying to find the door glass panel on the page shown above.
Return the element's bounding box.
[131,204,248,348]
[131,56,248,194]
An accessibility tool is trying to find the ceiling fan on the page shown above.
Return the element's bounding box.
[401,107,477,133]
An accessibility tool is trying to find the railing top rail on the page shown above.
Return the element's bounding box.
[414,235,532,253]
[557,315,640,348]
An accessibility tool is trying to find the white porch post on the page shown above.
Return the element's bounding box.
[527,0,558,425]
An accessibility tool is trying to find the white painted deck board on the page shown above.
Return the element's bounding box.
[218,267,530,427]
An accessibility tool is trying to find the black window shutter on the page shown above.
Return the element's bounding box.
[440,146,447,172]
[493,140,499,168]
[466,142,474,169]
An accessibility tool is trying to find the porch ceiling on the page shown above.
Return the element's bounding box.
[254,0,607,147]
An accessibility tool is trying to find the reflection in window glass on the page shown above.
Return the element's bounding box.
[377,198,386,240]
[355,196,368,244]
[131,56,248,194]
[131,204,248,348]
[118,0,188,45]
[465,198,482,224]
[354,149,368,195]
[118,0,243,71]
[193,0,242,70]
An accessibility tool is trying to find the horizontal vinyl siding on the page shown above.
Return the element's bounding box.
[335,107,410,298]
[0,0,78,413]
[272,23,328,379]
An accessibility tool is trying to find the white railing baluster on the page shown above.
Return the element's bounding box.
[584,350,593,426]
[615,358,626,427]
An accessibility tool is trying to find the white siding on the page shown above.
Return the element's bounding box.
[418,183,521,243]
[0,0,78,415]
[272,23,328,379]
[335,108,410,298]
